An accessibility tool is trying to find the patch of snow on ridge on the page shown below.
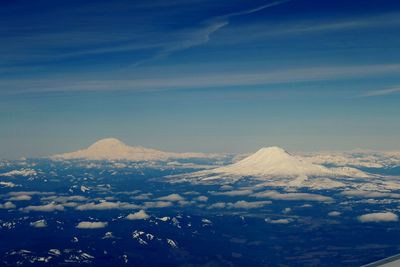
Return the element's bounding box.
[51,137,219,161]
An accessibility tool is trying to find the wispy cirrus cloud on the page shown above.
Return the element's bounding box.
[132,0,291,66]
[359,87,400,97]
[166,0,292,51]
[2,63,399,94]
[216,12,400,43]
[0,0,291,68]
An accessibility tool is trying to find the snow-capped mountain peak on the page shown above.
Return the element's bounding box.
[88,138,127,150]
[176,146,370,188]
[212,146,331,177]
[243,146,293,163]
[51,138,217,161]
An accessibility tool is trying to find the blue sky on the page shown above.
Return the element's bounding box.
[1,0,400,158]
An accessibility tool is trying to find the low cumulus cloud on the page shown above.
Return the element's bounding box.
[76,221,108,229]
[8,194,32,201]
[183,191,201,195]
[282,207,291,214]
[208,202,227,209]
[143,201,173,209]
[30,219,48,228]
[126,210,150,220]
[265,218,292,224]
[75,201,140,211]
[157,194,184,202]
[208,200,271,209]
[0,181,19,188]
[229,200,271,209]
[21,203,64,212]
[328,211,341,217]
[210,189,253,196]
[220,185,234,191]
[63,202,80,208]
[254,190,333,202]
[42,195,88,203]
[358,212,398,223]
[132,193,152,200]
[0,169,37,177]
[8,191,54,197]
[195,196,208,202]
[0,201,16,209]
[341,190,400,199]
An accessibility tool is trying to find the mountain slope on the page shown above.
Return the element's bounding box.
[51,138,214,161]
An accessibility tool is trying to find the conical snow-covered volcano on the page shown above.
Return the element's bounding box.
[51,138,213,161]
[212,146,332,177]
[179,146,369,185]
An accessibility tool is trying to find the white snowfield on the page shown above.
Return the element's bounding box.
[51,138,218,161]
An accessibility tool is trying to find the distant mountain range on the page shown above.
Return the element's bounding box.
[48,138,400,191]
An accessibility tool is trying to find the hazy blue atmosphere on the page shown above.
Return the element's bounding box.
[1,0,400,158]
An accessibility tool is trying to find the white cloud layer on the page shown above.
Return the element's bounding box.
[0,181,19,188]
[265,218,292,224]
[208,200,271,209]
[126,210,150,220]
[21,203,64,212]
[0,169,37,177]
[254,190,333,202]
[229,200,271,209]
[8,194,32,201]
[358,212,398,223]
[42,195,88,203]
[0,201,16,209]
[340,190,400,199]
[157,194,184,202]
[76,221,108,229]
[75,201,140,211]
[143,201,173,208]
[211,189,253,196]
[195,196,208,202]
[328,211,341,217]
[30,219,48,228]
[8,191,54,196]
[208,202,227,209]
